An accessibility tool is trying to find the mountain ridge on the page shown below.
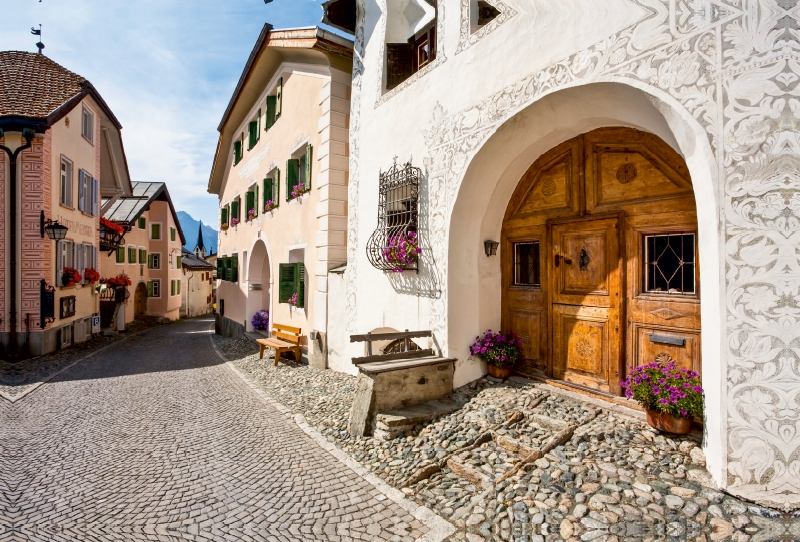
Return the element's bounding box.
[177,211,218,255]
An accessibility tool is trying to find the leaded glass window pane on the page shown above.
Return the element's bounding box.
[514,242,540,287]
[645,233,695,294]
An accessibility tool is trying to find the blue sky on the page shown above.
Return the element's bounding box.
[0,0,335,227]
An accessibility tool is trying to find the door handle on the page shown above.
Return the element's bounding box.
[554,254,561,267]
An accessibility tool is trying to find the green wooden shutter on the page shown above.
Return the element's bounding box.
[245,192,254,217]
[177,255,182,268]
[171,279,175,296]
[231,200,239,219]
[224,257,232,281]
[116,247,125,263]
[248,121,258,149]
[254,185,259,216]
[274,169,280,207]
[286,159,299,199]
[177,280,181,295]
[305,144,313,190]
[147,280,153,297]
[296,263,305,308]
[234,141,242,164]
[221,207,228,224]
[170,227,176,242]
[264,178,273,207]
[257,108,261,134]
[217,258,224,279]
[129,246,136,263]
[278,263,295,303]
[138,217,146,229]
[275,77,283,119]
[148,254,154,269]
[231,254,239,282]
[266,96,276,129]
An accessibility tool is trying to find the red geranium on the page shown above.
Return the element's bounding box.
[83,268,100,284]
[61,267,82,287]
[100,217,125,235]
[101,274,132,287]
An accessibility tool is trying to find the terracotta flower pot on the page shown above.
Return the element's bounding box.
[487,364,513,379]
[646,408,692,434]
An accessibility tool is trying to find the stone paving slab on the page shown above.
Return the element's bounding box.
[0,317,452,541]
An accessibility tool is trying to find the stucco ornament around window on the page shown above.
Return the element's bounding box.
[375,0,447,108]
[345,0,800,508]
[455,0,517,54]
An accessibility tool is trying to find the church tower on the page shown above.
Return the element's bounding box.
[194,222,206,259]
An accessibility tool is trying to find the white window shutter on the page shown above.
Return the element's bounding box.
[92,178,99,216]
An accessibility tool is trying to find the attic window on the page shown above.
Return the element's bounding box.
[475,1,500,28]
[265,77,283,131]
[385,0,437,91]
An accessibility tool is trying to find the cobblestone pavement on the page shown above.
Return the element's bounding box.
[0,318,449,542]
[220,336,800,542]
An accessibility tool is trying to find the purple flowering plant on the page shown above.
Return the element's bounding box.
[251,310,269,331]
[469,330,523,369]
[291,183,308,199]
[620,361,704,418]
[230,217,240,227]
[264,199,277,212]
[247,208,257,222]
[288,292,298,307]
[382,231,422,273]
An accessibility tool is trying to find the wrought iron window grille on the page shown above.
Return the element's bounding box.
[366,159,421,273]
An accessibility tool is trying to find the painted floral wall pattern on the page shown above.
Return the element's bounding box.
[348,0,800,507]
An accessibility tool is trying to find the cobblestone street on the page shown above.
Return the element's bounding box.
[0,318,450,542]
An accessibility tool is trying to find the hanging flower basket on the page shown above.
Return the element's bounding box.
[382,231,422,273]
[61,267,82,287]
[83,268,100,284]
[100,274,132,288]
[291,183,308,199]
[620,361,703,434]
[251,310,269,331]
[99,217,124,235]
[264,199,277,213]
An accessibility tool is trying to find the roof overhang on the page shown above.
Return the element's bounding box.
[207,25,354,195]
[322,0,357,34]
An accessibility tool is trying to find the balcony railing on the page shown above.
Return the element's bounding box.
[99,219,126,253]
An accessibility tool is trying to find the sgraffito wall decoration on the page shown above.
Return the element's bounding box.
[348,0,800,507]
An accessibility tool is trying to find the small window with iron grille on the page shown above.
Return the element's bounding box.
[513,242,540,287]
[366,159,421,272]
[644,233,696,295]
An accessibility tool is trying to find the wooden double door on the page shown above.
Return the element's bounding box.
[502,128,701,396]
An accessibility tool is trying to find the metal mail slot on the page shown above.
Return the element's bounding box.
[649,334,685,347]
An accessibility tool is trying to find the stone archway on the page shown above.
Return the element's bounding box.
[246,239,271,332]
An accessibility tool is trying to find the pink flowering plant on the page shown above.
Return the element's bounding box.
[291,183,308,199]
[247,208,257,222]
[287,292,298,307]
[230,217,240,227]
[382,231,422,273]
[469,330,523,369]
[620,361,704,418]
[264,199,276,212]
[220,222,229,231]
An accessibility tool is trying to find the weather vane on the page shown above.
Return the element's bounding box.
[31,24,44,54]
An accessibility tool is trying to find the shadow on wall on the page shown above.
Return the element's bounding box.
[386,167,442,299]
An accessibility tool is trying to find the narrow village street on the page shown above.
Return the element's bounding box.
[0,318,447,542]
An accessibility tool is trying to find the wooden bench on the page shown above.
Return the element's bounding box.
[256,323,302,366]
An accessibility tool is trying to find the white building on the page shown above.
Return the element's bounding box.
[320,0,800,508]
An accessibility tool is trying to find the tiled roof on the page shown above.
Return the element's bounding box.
[0,51,88,119]
[180,249,215,270]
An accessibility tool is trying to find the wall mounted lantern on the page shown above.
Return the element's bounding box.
[484,240,499,257]
[40,210,68,240]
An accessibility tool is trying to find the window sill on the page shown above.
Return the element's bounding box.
[59,203,75,211]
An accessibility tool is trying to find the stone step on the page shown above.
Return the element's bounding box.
[374,398,462,441]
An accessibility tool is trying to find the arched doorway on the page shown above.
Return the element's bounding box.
[246,240,271,332]
[502,127,700,396]
[134,282,148,317]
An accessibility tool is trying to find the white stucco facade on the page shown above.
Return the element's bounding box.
[335,0,800,508]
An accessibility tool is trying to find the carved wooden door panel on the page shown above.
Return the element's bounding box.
[550,216,622,394]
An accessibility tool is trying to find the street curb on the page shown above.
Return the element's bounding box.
[211,334,456,542]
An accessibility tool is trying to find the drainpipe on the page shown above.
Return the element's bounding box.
[0,128,35,360]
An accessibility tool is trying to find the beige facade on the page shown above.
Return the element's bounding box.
[100,182,185,326]
[209,27,352,360]
[180,251,215,319]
